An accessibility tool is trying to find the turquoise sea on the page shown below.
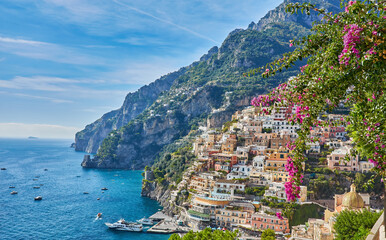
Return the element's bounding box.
[0,138,170,240]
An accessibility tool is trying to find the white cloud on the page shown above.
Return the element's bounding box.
[0,36,104,65]
[0,123,80,139]
[0,76,76,91]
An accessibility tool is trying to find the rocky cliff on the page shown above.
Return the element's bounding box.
[75,68,187,153]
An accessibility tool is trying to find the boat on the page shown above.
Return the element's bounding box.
[105,219,143,232]
[44,169,48,171]
[137,217,154,225]
[9,186,15,189]
[83,192,89,194]
[33,186,40,189]
[97,213,102,218]
[101,187,108,190]
[34,196,42,201]
[1,168,6,170]
[10,191,17,195]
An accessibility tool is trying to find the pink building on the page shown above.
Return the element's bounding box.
[249,213,290,233]
[327,146,360,171]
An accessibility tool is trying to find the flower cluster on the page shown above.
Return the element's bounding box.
[345,1,356,12]
[338,24,363,66]
[276,212,284,220]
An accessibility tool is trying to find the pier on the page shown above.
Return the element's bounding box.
[147,219,190,234]
[147,211,190,234]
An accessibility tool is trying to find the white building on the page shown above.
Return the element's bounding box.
[253,155,265,172]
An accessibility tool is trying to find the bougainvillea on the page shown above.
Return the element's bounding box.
[248,0,385,202]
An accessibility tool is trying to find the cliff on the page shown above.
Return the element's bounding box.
[75,68,187,153]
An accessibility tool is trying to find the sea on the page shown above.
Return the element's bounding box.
[0,138,170,240]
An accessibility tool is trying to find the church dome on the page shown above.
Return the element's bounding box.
[342,184,364,209]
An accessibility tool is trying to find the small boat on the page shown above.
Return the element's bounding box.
[44,169,48,171]
[33,186,40,189]
[97,198,100,200]
[9,186,15,189]
[34,196,42,201]
[137,217,154,225]
[101,187,108,190]
[10,191,18,195]
[1,168,6,170]
[83,192,89,194]
[105,219,143,232]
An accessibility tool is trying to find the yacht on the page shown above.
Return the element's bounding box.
[105,219,143,232]
[10,191,17,195]
[34,196,43,200]
[137,218,154,225]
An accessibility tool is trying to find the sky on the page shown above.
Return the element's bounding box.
[0,0,283,139]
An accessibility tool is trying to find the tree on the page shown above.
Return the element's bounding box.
[261,229,276,240]
[333,209,382,240]
[248,0,385,204]
[169,229,238,240]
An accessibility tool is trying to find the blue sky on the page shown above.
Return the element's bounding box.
[0,0,283,139]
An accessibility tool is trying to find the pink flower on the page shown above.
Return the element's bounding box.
[289,43,293,47]
[372,31,378,35]
[276,212,284,220]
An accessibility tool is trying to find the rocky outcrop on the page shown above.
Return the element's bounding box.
[249,0,340,31]
[74,68,187,153]
[141,180,177,215]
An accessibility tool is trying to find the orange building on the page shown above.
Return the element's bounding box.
[250,213,290,233]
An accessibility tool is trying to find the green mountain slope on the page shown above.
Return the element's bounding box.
[80,0,341,169]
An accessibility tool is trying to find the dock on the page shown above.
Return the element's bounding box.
[147,219,190,234]
[149,211,172,222]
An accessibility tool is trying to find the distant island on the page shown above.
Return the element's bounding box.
[27,136,38,139]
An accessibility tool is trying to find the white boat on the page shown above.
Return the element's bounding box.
[105,219,143,232]
[137,217,154,225]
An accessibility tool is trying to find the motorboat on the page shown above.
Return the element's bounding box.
[1,168,6,170]
[9,186,15,189]
[105,219,143,232]
[34,196,43,201]
[101,187,108,190]
[137,217,154,225]
[10,191,17,195]
[33,186,40,189]
[83,192,89,194]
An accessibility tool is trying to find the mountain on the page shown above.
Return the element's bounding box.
[78,0,341,169]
